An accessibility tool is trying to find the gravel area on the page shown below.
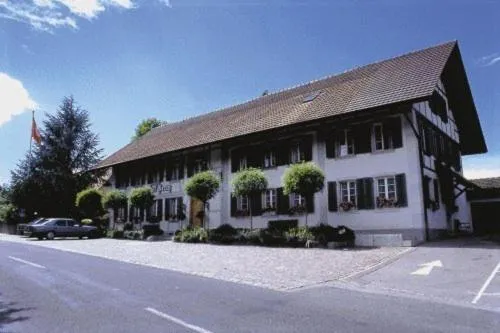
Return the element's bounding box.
[0,234,411,291]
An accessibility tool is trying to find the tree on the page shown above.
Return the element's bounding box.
[231,168,268,229]
[9,96,103,218]
[132,118,163,141]
[184,171,220,230]
[282,162,325,226]
[102,190,128,229]
[75,188,104,220]
[129,187,155,225]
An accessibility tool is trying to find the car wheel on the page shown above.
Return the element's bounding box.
[37,236,43,240]
[46,231,55,240]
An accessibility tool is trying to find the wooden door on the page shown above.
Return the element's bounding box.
[190,198,204,228]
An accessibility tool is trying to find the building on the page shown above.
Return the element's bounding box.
[468,177,500,235]
[95,41,487,246]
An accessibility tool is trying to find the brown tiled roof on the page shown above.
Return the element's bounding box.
[470,177,500,189]
[96,41,468,169]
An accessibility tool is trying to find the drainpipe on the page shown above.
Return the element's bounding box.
[404,112,430,241]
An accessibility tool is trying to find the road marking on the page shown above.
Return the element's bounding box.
[411,260,442,276]
[472,262,500,304]
[145,307,214,333]
[8,256,46,269]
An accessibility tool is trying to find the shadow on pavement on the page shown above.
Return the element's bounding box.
[418,236,500,250]
[0,297,33,332]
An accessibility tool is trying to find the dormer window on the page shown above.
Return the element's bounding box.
[337,129,355,157]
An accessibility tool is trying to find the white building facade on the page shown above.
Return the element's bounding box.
[98,42,486,246]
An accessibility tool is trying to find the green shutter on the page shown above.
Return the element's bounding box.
[164,199,170,219]
[328,182,338,212]
[230,195,237,217]
[355,123,372,154]
[396,174,408,207]
[251,192,262,216]
[357,178,374,210]
[277,188,289,215]
[306,193,314,213]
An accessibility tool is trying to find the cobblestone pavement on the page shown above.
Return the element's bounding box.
[0,234,411,290]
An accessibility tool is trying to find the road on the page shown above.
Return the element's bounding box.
[1,240,499,333]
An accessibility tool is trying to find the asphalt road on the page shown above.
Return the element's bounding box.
[355,238,500,311]
[1,240,499,333]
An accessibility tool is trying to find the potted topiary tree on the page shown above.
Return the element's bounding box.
[282,162,325,226]
[231,167,268,230]
[129,187,155,229]
[184,170,220,231]
[102,189,128,230]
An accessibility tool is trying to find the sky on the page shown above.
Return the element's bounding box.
[0,0,499,184]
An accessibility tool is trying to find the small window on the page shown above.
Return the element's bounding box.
[339,181,357,210]
[262,189,277,211]
[237,195,249,211]
[239,156,247,170]
[171,165,180,181]
[290,144,302,164]
[302,91,321,103]
[337,129,355,157]
[376,176,397,208]
[263,150,276,168]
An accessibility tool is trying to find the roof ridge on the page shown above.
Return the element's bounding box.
[153,40,457,128]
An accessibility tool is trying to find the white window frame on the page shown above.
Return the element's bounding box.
[338,180,357,207]
[117,207,126,220]
[150,200,158,217]
[168,197,179,219]
[290,143,301,164]
[376,176,397,208]
[289,193,305,208]
[373,123,385,151]
[337,129,355,157]
[171,164,180,181]
[237,195,249,211]
[263,150,276,168]
[262,189,277,210]
[239,156,247,170]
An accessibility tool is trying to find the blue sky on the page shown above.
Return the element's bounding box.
[0,0,499,184]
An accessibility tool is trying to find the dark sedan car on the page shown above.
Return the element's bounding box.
[25,218,98,240]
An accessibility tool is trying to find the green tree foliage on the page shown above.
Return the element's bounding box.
[75,188,104,220]
[132,118,163,141]
[282,162,325,226]
[102,190,128,210]
[184,171,220,229]
[9,96,103,218]
[129,187,155,223]
[231,167,268,229]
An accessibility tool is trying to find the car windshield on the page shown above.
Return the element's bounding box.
[33,219,46,224]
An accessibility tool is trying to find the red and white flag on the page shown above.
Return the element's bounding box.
[31,113,41,145]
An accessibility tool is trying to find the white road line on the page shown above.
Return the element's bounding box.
[472,262,500,304]
[8,256,46,269]
[145,307,214,333]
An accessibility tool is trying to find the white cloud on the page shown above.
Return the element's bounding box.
[463,155,500,179]
[478,53,500,67]
[0,72,37,127]
[0,0,139,31]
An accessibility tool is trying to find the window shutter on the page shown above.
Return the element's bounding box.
[334,130,343,157]
[146,205,151,221]
[177,198,183,219]
[306,193,314,213]
[251,192,262,216]
[326,136,335,159]
[277,142,290,166]
[433,178,440,205]
[355,123,372,154]
[164,199,170,219]
[230,195,237,217]
[129,205,133,222]
[357,178,374,210]
[277,187,289,215]
[157,199,163,219]
[302,136,313,161]
[396,173,408,207]
[328,182,338,212]
[231,150,240,173]
[124,203,128,222]
[187,160,194,177]
[423,175,431,209]
[386,117,403,149]
[178,162,185,179]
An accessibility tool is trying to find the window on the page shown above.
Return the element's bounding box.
[239,156,247,170]
[55,220,66,227]
[263,189,277,210]
[169,198,178,217]
[339,181,357,208]
[337,129,355,156]
[372,123,393,151]
[117,207,126,220]
[150,200,159,217]
[194,159,205,174]
[290,193,305,207]
[263,150,276,168]
[171,164,180,181]
[237,195,249,211]
[290,144,301,164]
[376,176,397,208]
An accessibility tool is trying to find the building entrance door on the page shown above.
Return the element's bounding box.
[190,198,204,228]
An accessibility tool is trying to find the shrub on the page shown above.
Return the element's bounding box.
[123,222,133,231]
[268,220,298,234]
[336,225,355,244]
[309,223,337,244]
[208,224,238,244]
[142,224,164,238]
[184,171,220,230]
[174,227,208,243]
[238,229,261,245]
[81,218,93,225]
[231,168,268,229]
[124,230,143,240]
[102,190,127,210]
[259,229,286,246]
[285,226,314,245]
[75,188,104,219]
[106,230,124,239]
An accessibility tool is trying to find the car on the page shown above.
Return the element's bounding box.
[17,217,47,235]
[24,218,98,240]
